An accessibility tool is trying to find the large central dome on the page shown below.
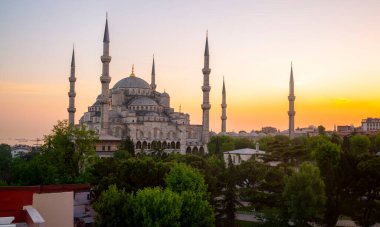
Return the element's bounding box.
[113,75,151,90]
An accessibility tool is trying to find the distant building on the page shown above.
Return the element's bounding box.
[11,145,32,158]
[223,143,265,166]
[337,125,354,133]
[361,118,380,131]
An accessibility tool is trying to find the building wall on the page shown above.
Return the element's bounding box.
[33,192,73,227]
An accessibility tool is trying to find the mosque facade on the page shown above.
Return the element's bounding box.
[68,18,213,155]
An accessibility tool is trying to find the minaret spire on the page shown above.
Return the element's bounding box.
[100,15,112,135]
[221,76,227,133]
[201,31,211,143]
[103,14,110,43]
[288,62,296,138]
[151,55,156,90]
[68,47,76,125]
[204,30,209,57]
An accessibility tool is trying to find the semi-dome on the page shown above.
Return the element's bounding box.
[113,75,151,90]
[130,97,158,106]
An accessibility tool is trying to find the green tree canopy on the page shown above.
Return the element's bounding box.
[283,163,326,226]
[207,135,235,157]
[165,163,207,196]
[165,163,215,227]
[93,184,129,227]
[349,135,370,156]
[313,140,341,226]
[132,187,182,227]
[0,143,12,184]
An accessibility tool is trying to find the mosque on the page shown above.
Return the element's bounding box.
[66,17,295,156]
[67,17,226,156]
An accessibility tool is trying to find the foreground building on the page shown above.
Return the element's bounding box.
[69,17,212,155]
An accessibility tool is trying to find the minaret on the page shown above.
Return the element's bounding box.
[100,15,112,135]
[201,32,211,143]
[221,77,227,133]
[67,47,76,125]
[151,55,156,91]
[288,62,296,138]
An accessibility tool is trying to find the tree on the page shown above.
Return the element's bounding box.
[165,163,214,227]
[283,163,326,226]
[88,157,172,198]
[258,136,275,151]
[118,136,135,156]
[208,135,235,157]
[317,125,326,135]
[330,132,343,146]
[93,184,129,227]
[0,144,12,184]
[165,163,207,196]
[355,155,380,226]
[234,137,255,149]
[313,140,341,226]
[179,191,215,227]
[221,154,240,226]
[349,135,370,156]
[41,120,98,182]
[132,187,182,227]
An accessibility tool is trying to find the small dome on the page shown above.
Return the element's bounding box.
[113,75,151,90]
[130,97,158,106]
[161,91,170,98]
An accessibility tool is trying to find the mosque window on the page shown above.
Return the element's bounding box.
[108,146,111,151]
[102,146,105,151]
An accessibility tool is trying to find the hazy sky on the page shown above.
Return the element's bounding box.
[1,0,380,144]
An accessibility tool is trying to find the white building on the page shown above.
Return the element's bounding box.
[361,118,380,131]
[11,145,31,158]
[223,144,266,166]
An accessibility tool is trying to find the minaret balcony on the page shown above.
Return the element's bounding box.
[67,107,76,113]
[202,85,211,92]
[288,96,296,101]
[221,104,227,108]
[288,111,296,116]
[69,77,77,82]
[221,116,227,120]
[101,56,112,63]
[68,91,76,97]
[100,75,111,83]
[202,68,211,74]
[201,103,211,110]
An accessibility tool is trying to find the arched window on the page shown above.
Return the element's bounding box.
[186,147,192,154]
[176,142,180,149]
[136,141,142,149]
[142,141,147,149]
[199,146,205,155]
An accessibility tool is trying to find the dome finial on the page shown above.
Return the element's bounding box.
[130,64,135,77]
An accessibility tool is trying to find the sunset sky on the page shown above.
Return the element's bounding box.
[1,0,380,145]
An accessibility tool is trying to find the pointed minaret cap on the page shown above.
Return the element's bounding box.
[290,61,294,83]
[204,30,209,56]
[222,76,226,94]
[151,55,155,75]
[103,13,110,43]
[71,45,75,67]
